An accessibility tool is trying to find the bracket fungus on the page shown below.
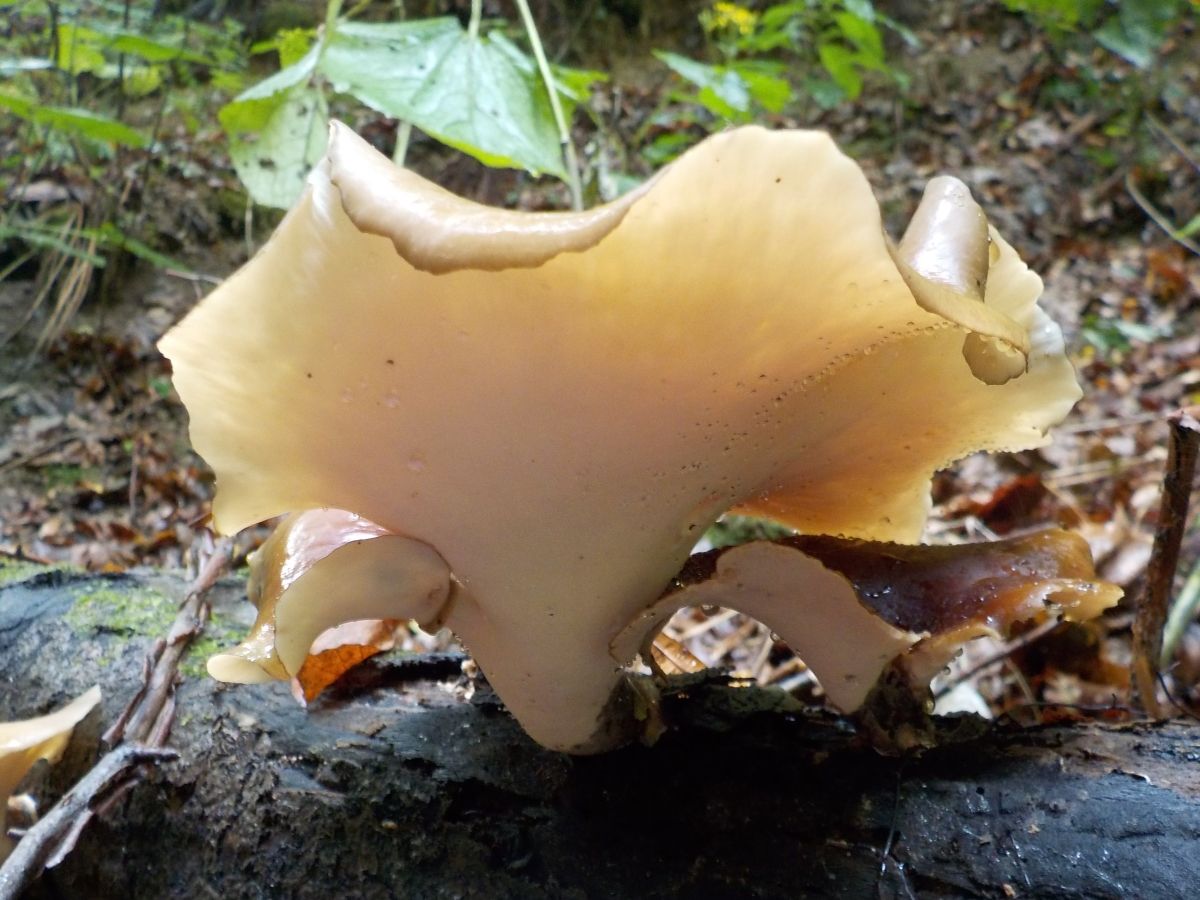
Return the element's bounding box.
[1,686,100,859]
[160,122,1119,753]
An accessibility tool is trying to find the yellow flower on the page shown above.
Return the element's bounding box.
[704,2,758,37]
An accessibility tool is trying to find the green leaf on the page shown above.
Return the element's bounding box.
[237,39,322,101]
[0,91,149,147]
[1093,0,1178,69]
[803,75,846,109]
[220,84,328,209]
[218,35,329,209]
[834,11,885,61]
[0,223,107,266]
[0,90,34,119]
[320,18,568,177]
[731,60,792,113]
[817,43,863,99]
[0,57,54,74]
[86,222,196,272]
[842,0,877,22]
[56,25,107,75]
[654,50,752,120]
[486,32,604,110]
[251,27,316,68]
[40,105,149,146]
[121,63,164,97]
[102,31,216,66]
[1175,211,1200,240]
[642,131,696,166]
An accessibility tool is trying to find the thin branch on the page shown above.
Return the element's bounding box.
[933,618,1060,699]
[0,537,231,893]
[1055,411,1163,434]
[1125,172,1200,256]
[1146,113,1200,175]
[0,745,177,900]
[1132,408,1200,717]
[107,538,231,744]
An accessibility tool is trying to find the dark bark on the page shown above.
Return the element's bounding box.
[4,565,1200,899]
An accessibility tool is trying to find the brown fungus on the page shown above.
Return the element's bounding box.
[161,123,1100,752]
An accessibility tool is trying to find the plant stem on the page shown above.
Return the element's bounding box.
[1161,557,1200,669]
[512,0,583,210]
[324,0,343,34]
[468,0,483,41]
[393,120,413,166]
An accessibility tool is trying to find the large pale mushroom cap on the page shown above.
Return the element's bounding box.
[160,123,1081,750]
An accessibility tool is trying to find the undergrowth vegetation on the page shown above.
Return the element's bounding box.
[1,1,1194,344]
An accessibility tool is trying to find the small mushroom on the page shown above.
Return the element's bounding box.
[1,686,100,859]
[162,123,1092,752]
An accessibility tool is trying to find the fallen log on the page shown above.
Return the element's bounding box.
[3,564,1200,899]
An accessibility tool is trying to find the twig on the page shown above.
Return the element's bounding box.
[1055,411,1163,434]
[1043,449,1165,486]
[673,607,739,641]
[933,618,1060,699]
[163,267,221,286]
[1125,172,1200,256]
[0,536,231,892]
[1132,408,1200,718]
[0,745,177,900]
[1146,113,1200,175]
[876,766,915,900]
[107,537,231,745]
[750,631,774,684]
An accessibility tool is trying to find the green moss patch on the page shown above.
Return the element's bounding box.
[181,609,242,678]
[0,557,80,588]
[64,581,179,637]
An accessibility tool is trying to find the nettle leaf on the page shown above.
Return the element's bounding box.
[320,18,569,177]
[237,39,322,101]
[222,15,598,204]
[220,84,328,209]
[219,41,327,208]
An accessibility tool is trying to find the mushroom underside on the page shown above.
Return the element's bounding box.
[212,512,1119,752]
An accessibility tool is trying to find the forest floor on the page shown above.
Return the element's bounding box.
[1,1,1198,721]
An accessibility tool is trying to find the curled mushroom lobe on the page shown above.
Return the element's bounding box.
[159,123,1118,752]
[1,686,101,859]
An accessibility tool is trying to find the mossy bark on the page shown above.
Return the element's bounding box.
[4,566,1200,899]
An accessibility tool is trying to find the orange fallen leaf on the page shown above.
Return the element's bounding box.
[293,619,402,703]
